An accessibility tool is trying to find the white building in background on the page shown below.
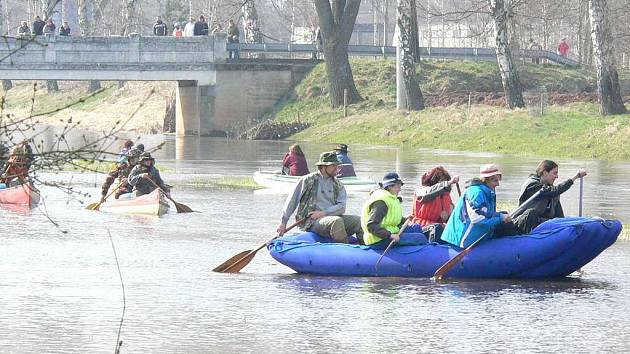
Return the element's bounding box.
[419,23,494,48]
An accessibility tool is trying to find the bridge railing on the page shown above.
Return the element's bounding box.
[0,34,228,66]
[227,43,579,67]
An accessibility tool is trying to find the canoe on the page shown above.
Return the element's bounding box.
[0,183,40,208]
[253,171,376,192]
[268,217,621,279]
[99,188,169,216]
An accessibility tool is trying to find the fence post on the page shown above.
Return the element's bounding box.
[468,92,472,116]
[343,89,349,117]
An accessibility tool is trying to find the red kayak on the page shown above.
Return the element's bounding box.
[0,183,40,208]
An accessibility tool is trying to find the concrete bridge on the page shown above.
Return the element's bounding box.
[0,34,315,136]
[0,35,578,136]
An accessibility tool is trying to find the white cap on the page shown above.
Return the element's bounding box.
[479,164,502,178]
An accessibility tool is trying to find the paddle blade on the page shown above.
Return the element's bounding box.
[222,251,258,273]
[173,201,193,213]
[433,248,471,280]
[212,250,252,272]
[86,202,101,210]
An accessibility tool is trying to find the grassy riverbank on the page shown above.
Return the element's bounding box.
[269,59,630,160]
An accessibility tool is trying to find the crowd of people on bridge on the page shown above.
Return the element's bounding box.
[16,16,70,37]
[277,145,587,250]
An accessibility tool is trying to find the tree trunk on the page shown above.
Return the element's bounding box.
[396,0,424,110]
[0,0,10,92]
[78,0,90,36]
[409,0,420,62]
[43,1,62,93]
[314,0,363,108]
[2,80,12,91]
[88,80,101,92]
[489,0,524,109]
[47,80,59,92]
[588,0,627,115]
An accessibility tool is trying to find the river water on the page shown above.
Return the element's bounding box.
[2,136,630,353]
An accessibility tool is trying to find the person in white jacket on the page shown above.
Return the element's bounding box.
[183,18,195,37]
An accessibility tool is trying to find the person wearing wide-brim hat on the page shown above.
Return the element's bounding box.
[441,164,516,248]
[127,152,170,197]
[333,144,356,178]
[278,151,363,244]
[100,148,145,201]
[360,172,425,246]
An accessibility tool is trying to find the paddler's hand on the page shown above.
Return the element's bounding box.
[449,175,460,185]
[141,173,150,179]
[501,213,512,224]
[390,233,401,243]
[100,196,106,203]
[308,211,326,220]
[573,168,587,181]
[277,222,287,236]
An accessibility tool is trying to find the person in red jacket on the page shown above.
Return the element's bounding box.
[282,144,309,176]
[557,38,569,58]
[411,166,459,228]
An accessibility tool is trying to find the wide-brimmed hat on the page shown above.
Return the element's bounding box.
[139,152,154,162]
[333,144,349,153]
[380,172,404,188]
[127,148,143,159]
[479,164,502,178]
[316,151,340,166]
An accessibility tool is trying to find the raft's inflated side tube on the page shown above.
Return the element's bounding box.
[267,217,621,279]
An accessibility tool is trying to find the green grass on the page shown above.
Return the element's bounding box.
[183,176,262,190]
[265,59,630,160]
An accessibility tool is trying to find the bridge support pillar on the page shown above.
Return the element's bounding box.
[176,80,216,136]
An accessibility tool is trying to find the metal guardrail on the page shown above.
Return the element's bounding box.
[227,43,579,67]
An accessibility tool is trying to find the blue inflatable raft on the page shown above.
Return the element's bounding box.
[268,217,621,279]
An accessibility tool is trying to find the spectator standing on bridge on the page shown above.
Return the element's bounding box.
[528,38,542,64]
[32,16,45,35]
[194,16,209,36]
[17,21,30,37]
[227,19,240,59]
[183,18,195,37]
[43,18,56,36]
[557,38,569,58]
[173,23,183,37]
[153,16,168,36]
[59,21,71,36]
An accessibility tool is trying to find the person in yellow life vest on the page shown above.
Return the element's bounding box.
[361,172,426,247]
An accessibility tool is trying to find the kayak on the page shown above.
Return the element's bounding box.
[0,183,40,208]
[99,188,169,216]
[268,217,620,279]
[253,171,376,192]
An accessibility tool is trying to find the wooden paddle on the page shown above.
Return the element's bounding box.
[375,217,412,273]
[455,182,462,196]
[146,177,193,213]
[579,176,584,217]
[213,217,306,273]
[86,181,125,210]
[433,188,545,280]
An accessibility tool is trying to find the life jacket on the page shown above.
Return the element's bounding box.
[411,192,452,226]
[361,189,403,245]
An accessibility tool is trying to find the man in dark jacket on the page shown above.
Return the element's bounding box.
[227,19,240,59]
[513,160,587,234]
[194,16,209,36]
[128,152,170,197]
[153,16,168,36]
[32,16,45,35]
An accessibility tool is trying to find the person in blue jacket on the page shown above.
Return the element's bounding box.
[441,164,516,248]
[334,144,356,178]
